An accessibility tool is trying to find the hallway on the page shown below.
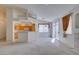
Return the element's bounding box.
[0,38,79,55]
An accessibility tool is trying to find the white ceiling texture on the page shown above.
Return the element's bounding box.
[5,4,79,21]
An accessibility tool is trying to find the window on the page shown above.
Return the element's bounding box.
[38,24,49,32]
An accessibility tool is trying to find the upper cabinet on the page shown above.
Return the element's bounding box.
[12,7,28,19]
[6,6,37,20]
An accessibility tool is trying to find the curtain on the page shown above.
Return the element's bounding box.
[62,14,71,37]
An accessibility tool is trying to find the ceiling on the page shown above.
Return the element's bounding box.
[5,4,79,21]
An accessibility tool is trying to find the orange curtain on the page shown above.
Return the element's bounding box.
[62,14,71,37]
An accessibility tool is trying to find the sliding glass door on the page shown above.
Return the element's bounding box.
[38,24,49,32]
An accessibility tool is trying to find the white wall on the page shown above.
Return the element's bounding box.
[6,8,13,43]
[72,8,79,49]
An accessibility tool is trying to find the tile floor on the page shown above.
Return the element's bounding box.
[0,38,79,55]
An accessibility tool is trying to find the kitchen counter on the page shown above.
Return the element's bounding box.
[17,31,49,43]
